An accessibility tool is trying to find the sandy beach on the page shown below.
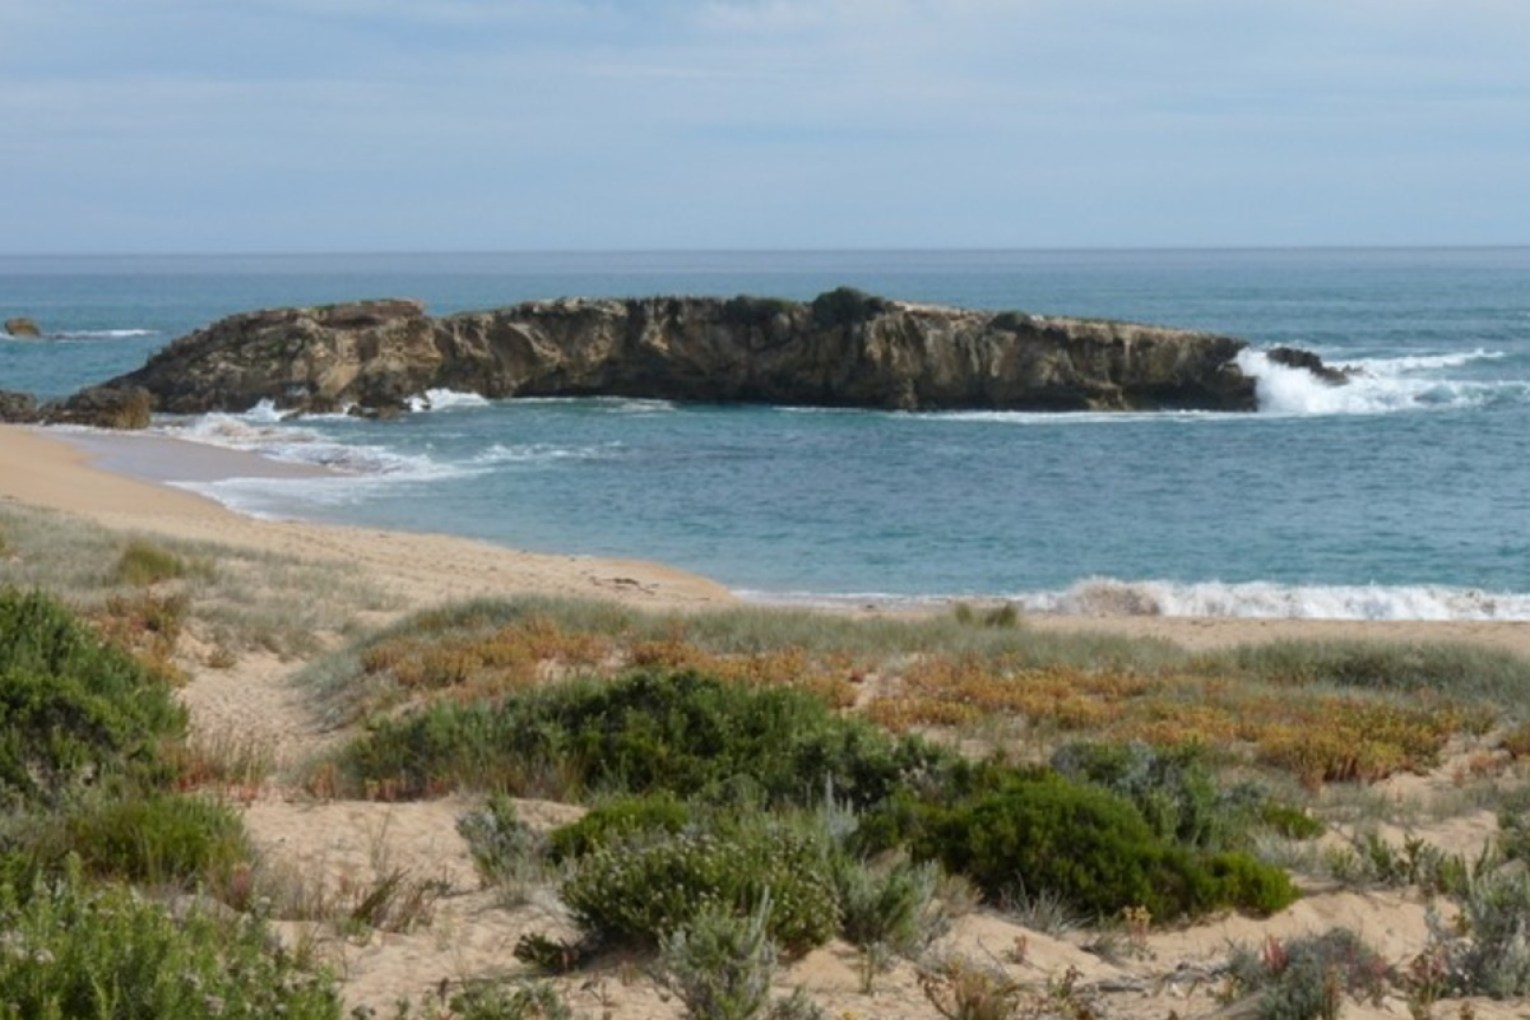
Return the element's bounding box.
[0,425,735,611]
[3,421,1528,1019]
[4,423,1528,656]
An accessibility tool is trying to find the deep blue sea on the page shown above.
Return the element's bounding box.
[3,249,1528,619]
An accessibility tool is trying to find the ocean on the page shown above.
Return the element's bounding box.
[3,249,1528,619]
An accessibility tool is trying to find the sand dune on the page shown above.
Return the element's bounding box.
[3,422,1526,1019]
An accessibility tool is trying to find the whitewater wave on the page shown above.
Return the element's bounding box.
[1342,348,1506,373]
[471,441,624,466]
[1017,577,1530,622]
[743,577,1530,621]
[508,395,679,415]
[154,401,466,479]
[54,328,159,340]
[407,388,490,413]
[915,409,1214,425]
[2,327,158,340]
[1238,348,1527,416]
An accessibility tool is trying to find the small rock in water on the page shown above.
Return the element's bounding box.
[4,317,42,338]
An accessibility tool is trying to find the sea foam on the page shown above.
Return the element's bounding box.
[1237,348,1525,416]
[1018,577,1530,621]
[408,389,490,412]
[156,404,462,480]
[743,578,1530,621]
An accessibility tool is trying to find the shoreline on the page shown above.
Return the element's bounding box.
[3,423,1530,655]
[0,424,735,610]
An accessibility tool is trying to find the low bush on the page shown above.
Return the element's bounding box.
[1423,869,1530,998]
[547,791,692,862]
[1261,803,1325,841]
[51,791,249,887]
[721,295,797,329]
[339,668,962,805]
[1050,740,1267,850]
[0,862,340,1020]
[910,775,1296,921]
[430,980,573,1020]
[0,589,186,807]
[832,853,946,958]
[561,821,839,955]
[809,287,888,329]
[112,540,193,587]
[659,897,778,1020]
[456,794,545,887]
[1226,929,1392,1020]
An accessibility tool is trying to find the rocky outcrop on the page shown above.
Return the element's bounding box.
[0,390,39,423]
[45,386,153,429]
[1266,346,1351,386]
[82,289,1340,416]
[3,317,41,338]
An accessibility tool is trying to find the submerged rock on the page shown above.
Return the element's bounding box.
[1266,346,1352,385]
[76,289,1342,416]
[3,317,41,338]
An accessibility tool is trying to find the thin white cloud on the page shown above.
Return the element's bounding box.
[2,0,1528,249]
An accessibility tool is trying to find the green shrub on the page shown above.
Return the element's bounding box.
[0,862,339,1019]
[113,540,190,587]
[659,896,778,1020]
[1424,870,1530,998]
[1261,803,1325,841]
[832,853,946,958]
[548,791,692,862]
[426,980,572,1020]
[951,603,1021,629]
[1226,929,1392,1020]
[0,590,186,807]
[341,669,960,806]
[721,295,797,329]
[1049,740,1266,851]
[1204,852,1301,916]
[46,791,250,887]
[1499,809,1530,864]
[456,794,545,887]
[809,287,889,329]
[913,775,1295,921]
[561,822,839,955]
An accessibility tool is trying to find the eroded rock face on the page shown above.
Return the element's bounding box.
[45,385,153,429]
[4,317,41,338]
[0,390,39,423]
[81,289,1333,416]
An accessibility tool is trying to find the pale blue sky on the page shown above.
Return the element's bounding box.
[3,0,1528,253]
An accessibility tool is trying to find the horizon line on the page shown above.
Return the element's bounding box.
[3,243,1529,260]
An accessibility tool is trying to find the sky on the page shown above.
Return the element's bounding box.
[3,0,1529,253]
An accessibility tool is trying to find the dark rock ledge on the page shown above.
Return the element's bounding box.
[54,289,1345,425]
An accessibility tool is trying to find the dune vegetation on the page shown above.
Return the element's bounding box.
[4,499,1530,1019]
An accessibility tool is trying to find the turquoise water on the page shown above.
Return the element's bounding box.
[4,249,1529,617]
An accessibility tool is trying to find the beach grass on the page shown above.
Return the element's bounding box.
[0,501,400,662]
[301,594,1530,796]
[9,490,1530,1015]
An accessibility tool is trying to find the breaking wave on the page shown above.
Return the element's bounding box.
[154,401,460,479]
[1018,577,1530,621]
[1238,347,1527,416]
[407,388,490,412]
